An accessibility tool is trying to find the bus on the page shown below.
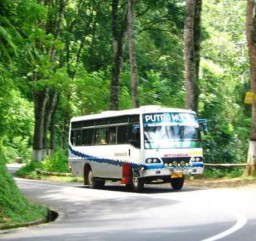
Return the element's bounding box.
[68,105,207,192]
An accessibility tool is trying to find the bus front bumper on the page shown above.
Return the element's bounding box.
[137,163,204,179]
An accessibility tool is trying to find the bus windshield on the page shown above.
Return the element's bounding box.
[143,112,201,149]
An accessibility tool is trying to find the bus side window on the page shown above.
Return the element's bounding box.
[128,124,140,148]
[71,130,75,145]
[74,130,82,146]
[117,125,127,144]
[109,127,117,144]
[82,129,94,146]
[96,128,108,145]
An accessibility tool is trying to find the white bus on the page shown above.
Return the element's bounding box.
[68,105,207,191]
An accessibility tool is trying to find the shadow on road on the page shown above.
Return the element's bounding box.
[74,183,202,194]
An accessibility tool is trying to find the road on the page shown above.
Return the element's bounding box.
[1,178,256,241]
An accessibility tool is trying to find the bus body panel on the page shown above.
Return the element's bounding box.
[69,144,142,180]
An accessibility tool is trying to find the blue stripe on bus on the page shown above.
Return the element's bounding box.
[143,164,165,169]
[69,145,144,168]
[191,162,204,168]
[69,146,204,170]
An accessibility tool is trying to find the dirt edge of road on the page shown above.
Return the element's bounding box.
[185,177,256,189]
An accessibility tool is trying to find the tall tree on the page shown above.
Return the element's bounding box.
[32,0,67,161]
[127,0,139,108]
[184,0,202,112]
[245,0,256,176]
[110,0,128,110]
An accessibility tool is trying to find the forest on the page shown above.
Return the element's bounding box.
[0,0,254,177]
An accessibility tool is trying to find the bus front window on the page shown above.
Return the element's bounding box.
[144,125,201,149]
[143,112,202,149]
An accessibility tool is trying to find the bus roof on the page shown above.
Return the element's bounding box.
[71,105,196,122]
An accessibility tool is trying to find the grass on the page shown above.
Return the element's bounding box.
[15,160,83,182]
[0,162,48,230]
[203,166,245,178]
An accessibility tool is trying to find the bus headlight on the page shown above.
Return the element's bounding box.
[173,161,178,167]
[190,157,203,162]
[146,158,161,164]
[180,161,186,167]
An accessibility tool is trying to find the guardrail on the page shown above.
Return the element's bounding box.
[204,163,250,167]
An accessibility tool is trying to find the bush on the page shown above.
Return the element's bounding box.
[41,149,68,173]
[0,155,47,229]
[203,167,244,178]
[15,161,41,178]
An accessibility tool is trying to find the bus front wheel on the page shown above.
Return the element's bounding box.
[132,177,144,192]
[170,176,184,190]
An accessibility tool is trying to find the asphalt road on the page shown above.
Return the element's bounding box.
[1,177,256,241]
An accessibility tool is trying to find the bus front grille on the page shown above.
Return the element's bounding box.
[162,157,191,167]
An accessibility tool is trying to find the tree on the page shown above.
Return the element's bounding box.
[127,0,139,108]
[184,0,202,112]
[245,0,256,176]
[31,0,67,161]
[110,0,128,110]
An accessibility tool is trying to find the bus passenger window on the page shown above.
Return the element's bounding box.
[96,128,108,145]
[117,126,127,144]
[128,124,140,148]
[82,129,94,146]
[74,130,82,146]
[70,130,75,145]
[109,127,117,144]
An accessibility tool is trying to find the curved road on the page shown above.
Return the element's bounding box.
[1,178,256,241]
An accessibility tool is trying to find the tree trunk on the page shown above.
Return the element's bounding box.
[43,90,58,155]
[184,0,202,112]
[127,0,139,108]
[245,0,256,176]
[32,88,49,161]
[110,0,128,110]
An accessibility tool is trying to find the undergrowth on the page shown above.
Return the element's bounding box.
[202,167,244,178]
[0,161,48,230]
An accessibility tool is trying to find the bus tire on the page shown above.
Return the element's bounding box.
[84,164,91,185]
[88,169,105,189]
[132,177,144,192]
[170,176,184,190]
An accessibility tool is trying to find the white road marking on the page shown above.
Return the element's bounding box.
[201,212,247,241]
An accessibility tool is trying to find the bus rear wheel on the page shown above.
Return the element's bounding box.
[88,170,105,189]
[170,176,184,190]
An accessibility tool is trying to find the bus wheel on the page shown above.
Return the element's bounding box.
[132,177,144,192]
[88,170,105,189]
[170,176,184,190]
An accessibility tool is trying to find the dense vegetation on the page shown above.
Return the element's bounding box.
[0,0,253,228]
[0,0,250,166]
[0,156,48,229]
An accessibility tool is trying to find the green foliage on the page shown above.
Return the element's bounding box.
[16,150,68,176]
[0,89,34,163]
[199,0,249,165]
[68,70,110,115]
[0,160,47,229]
[41,150,68,173]
[15,161,41,178]
[138,70,185,107]
[203,167,244,179]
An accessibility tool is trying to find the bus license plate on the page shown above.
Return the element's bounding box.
[171,172,183,178]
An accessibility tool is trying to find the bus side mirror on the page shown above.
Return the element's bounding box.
[132,124,140,134]
[198,119,208,134]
